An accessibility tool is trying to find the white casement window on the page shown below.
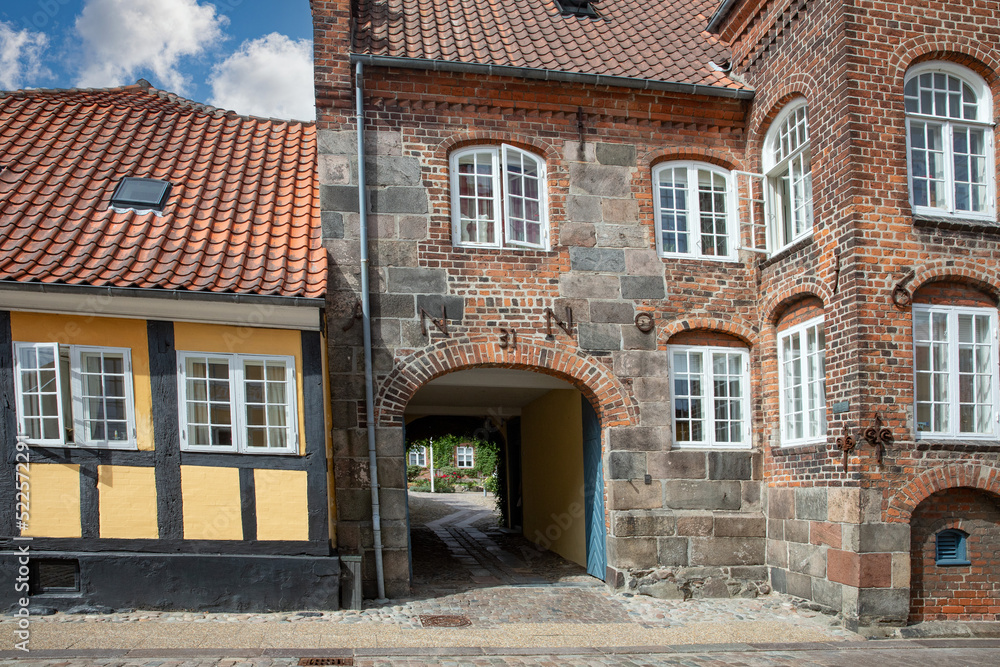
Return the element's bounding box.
[914,305,999,439]
[456,446,474,468]
[669,346,751,448]
[450,145,548,250]
[408,447,427,467]
[778,315,827,446]
[13,342,137,449]
[905,63,995,221]
[764,100,813,251]
[654,162,737,261]
[177,352,298,454]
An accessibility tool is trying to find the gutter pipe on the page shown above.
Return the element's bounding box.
[355,60,387,601]
[348,54,754,100]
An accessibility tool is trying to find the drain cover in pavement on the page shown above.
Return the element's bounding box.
[298,659,353,666]
[419,614,472,627]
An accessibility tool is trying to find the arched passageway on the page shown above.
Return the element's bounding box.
[402,367,608,593]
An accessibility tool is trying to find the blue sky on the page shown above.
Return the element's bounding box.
[0,0,316,119]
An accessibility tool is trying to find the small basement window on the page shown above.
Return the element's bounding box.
[110,177,172,212]
[935,529,971,566]
[30,559,81,594]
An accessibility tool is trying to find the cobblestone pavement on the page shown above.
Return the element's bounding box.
[3,493,860,651]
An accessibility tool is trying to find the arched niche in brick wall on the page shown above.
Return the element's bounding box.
[887,463,1000,523]
[907,486,1000,623]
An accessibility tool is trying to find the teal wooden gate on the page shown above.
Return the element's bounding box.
[582,396,606,580]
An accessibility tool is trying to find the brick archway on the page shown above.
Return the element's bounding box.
[886,463,1000,523]
[374,337,636,428]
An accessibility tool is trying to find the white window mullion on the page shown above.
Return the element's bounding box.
[688,168,700,256]
[13,342,65,445]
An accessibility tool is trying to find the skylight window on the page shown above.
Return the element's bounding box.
[110,177,172,212]
[558,0,599,18]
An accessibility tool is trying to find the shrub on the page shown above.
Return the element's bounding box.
[407,465,423,481]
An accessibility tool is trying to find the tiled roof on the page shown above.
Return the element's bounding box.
[354,0,747,90]
[0,83,325,300]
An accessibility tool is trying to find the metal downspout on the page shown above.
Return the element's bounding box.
[356,60,387,601]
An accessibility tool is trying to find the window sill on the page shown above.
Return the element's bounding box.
[28,442,139,451]
[659,253,741,264]
[913,215,1000,235]
[771,439,829,454]
[452,243,551,254]
[914,439,1000,451]
[757,235,813,270]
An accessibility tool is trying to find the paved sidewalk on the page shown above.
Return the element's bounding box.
[2,640,1000,666]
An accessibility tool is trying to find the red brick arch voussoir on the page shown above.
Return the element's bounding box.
[373,337,637,428]
[908,261,1000,305]
[886,463,1000,523]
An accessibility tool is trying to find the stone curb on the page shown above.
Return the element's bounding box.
[3,638,1000,660]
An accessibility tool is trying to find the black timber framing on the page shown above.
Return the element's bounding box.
[148,321,183,539]
[239,467,257,541]
[301,330,330,543]
[0,311,16,536]
[23,448,312,470]
[0,537,329,556]
[80,463,100,539]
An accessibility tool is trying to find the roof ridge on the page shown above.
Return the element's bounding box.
[0,80,316,128]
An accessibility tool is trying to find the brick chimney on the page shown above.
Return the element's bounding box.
[311,0,354,122]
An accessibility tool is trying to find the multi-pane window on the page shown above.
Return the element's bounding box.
[408,447,427,467]
[12,342,136,448]
[178,352,297,454]
[670,346,751,448]
[905,64,994,220]
[451,145,547,250]
[456,446,474,468]
[764,101,813,250]
[778,316,826,445]
[914,305,998,438]
[654,162,735,260]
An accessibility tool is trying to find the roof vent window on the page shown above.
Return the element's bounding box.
[110,177,172,212]
[558,0,599,18]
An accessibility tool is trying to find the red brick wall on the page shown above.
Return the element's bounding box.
[909,487,1000,622]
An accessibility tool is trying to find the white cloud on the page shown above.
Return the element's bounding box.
[209,33,315,120]
[74,0,226,94]
[0,21,50,90]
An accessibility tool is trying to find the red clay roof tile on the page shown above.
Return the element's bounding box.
[0,83,325,299]
[355,0,746,90]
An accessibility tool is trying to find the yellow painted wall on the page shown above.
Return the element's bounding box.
[22,464,81,538]
[520,389,586,567]
[97,466,158,539]
[173,322,306,455]
[10,313,154,451]
[255,469,309,540]
[180,465,242,540]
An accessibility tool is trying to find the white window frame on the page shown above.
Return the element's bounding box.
[12,342,137,449]
[409,447,427,467]
[653,162,739,261]
[450,144,549,251]
[456,446,475,468]
[762,100,813,253]
[177,351,298,455]
[904,62,995,221]
[668,345,752,449]
[913,304,999,440]
[777,315,827,447]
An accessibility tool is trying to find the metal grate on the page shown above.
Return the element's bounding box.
[298,659,353,666]
[33,559,80,593]
[419,614,472,628]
